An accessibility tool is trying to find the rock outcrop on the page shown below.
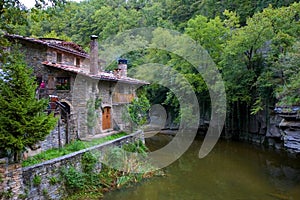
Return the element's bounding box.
[275,106,300,153]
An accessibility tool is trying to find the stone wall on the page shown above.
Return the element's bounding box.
[40,120,67,151]
[72,75,89,138]
[25,116,79,158]
[98,81,113,106]
[17,41,49,80]
[112,104,129,130]
[0,158,23,200]
[0,131,143,200]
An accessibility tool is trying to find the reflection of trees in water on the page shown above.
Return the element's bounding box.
[144,134,300,199]
[264,158,300,191]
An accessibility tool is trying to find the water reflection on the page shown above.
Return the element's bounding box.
[104,134,300,200]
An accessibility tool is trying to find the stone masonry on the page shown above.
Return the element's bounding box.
[0,131,144,200]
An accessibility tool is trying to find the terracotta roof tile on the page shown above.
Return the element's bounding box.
[42,61,148,85]
[6,34,89,58]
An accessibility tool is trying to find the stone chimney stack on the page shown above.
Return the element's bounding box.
[118,58,127,77]
[90,35,99,75]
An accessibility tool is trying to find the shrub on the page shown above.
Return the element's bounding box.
[61,167,85,192]
[33,175,41,186]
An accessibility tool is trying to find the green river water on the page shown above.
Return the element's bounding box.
[104,134,300,200]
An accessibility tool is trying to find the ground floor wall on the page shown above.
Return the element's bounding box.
[112,104,130,131]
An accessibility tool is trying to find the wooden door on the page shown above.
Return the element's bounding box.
[102,107,111,130]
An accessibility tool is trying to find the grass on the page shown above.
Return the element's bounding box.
[22,132,128,167]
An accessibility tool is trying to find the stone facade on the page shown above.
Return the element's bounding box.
[6,34,147,149]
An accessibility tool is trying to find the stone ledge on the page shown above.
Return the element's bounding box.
[23,130,142,172]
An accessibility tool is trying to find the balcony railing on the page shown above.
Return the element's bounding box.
[113,92,134,104]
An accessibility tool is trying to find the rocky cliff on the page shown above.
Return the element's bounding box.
[275,106,300,153]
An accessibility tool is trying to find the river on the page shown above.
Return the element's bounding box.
[104,134,300,200]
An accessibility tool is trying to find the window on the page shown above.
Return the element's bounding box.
[56,77,70,90]
[75,58,80,67]
[56,52,62,63]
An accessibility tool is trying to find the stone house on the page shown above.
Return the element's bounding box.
[6,34,147,151]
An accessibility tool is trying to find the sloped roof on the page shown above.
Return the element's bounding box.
[42,61,148,85]
[6,34,89,58]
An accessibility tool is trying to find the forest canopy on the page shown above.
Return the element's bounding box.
[1,0,300,132]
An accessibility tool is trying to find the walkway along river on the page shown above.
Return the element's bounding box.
[104,134,300,200]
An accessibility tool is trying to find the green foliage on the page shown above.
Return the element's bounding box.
[43,30,71,41]
[49,176,59,185]
[275,42,300,106]
[61,153,100,195]
[197,0,298,25]
[122,140,148,157]
[22,132,127,167]
[59,134,165,200]
[42,188,48,197]
[0,0,66,60]
[251,98,264,115]
[61,167,86,192]
[0,52,58,162]
[18,192,28,200]
[85,97,102,133]
[81,152,97,174]
[127,93,151,129]
[61,140,154,199]
[221,3,300,109]
[3,0,300,139]
[64,140,85,152]
[33,175,41,186]
[86,98,97,131]
[94,97,102,110]
[185,14,229,62]
[63,191,103,200]
[103,147,125,170]
[0,189,13,199]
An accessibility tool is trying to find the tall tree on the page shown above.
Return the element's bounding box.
[0,52,57,162]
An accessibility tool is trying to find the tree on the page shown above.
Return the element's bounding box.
[0,52,57,162]
[185,14,231,63]
[0,0,66,61]
[275,42,300,106]
[197,0,299,26]
[127,93,150,130]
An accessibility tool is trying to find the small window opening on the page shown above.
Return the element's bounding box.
[76,58,80,67]
[57,53,62,63]
[56,77,70,90]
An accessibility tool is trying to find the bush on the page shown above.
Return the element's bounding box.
[82,152,97,174]
[33,175,41,186]
[61,167,85,192]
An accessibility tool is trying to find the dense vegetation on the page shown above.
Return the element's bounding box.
[22,132,128,167]
[1,0,300,138]
[0,52,58,162]
[61,140,159,200]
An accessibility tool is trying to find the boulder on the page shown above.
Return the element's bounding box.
[266,115,283,138]
[283,129,300,153]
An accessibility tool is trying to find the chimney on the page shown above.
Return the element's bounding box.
[118,58,127,77]
[90,35,99,75]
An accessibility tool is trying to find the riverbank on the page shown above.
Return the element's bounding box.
[104,135,300,200]
[63,140,164,200]
[0,131,150,200]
